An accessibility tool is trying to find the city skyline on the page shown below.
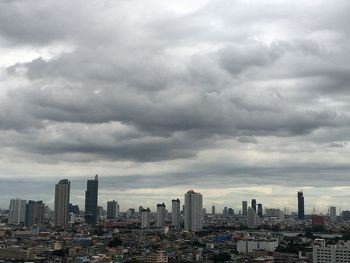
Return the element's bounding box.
[1,0,350,212]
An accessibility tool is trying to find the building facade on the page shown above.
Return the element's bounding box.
[184,190,203,232]
[85,175,98,224]
[171,199,180,228]
[54,179,70,227]
[8,199,26,225]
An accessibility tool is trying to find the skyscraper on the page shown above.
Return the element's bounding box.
[297,190,305,220]
[247,207,257,229]
[184,190,203,232]
[9,199,26,225]
[251,199,256,212]
[54,179,70,227]
[257,203,263,218]
[212,205,215,215]
[25,200,45,226]
[107,200,119,219]
[141,208,151,229]
[156,203,166,228]
[242,201,248,216]
[85,175,98,225]
[171,199,181,228]
[330,206,336,222]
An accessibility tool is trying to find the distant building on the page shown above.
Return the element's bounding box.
[25,200,45,226]
[141,208,151,229]
[228,208,234,216]
[212,205,215,215]
[69,203,80,214]
[85,175,98,225]
[265,208,284,220]
[330,206,336,222]
[312,215,325,226]
[313,239,350,263]
[223,207,228,216]
[146,250,168,263]
[251,199,257,212]
[298,191,305,220]
[8,199,26,225]
[342,210,350,221]
[184,190,203,232]
[54,179,70,227]
[171,199,180,228]
[107,200,119,219]
[156,203,166,228]
[257,203,263,218]
[247,207,257,229]
[242,201,248,216]
[237,238,278,254]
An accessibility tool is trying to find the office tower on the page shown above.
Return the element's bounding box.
[242,201,248,216]
[54,179,70,227]
[297,190,305,220]
[228,208,234,216]
[8,199,26,225]
[247,207,257,229]
[107,200,119,219]
[212,205,215,215]
[25,200,45,226]
[85,175,98,224]
[97,206,104,219]
[171,199,181,228]
[251,199,257,212]
[156,203,166,228]
[139,205,144,214]
[223,207,228,216]
[184,190,203,232]
[257,203,263,218]
[329,206,336,222]
[202,208,207,217]
[141,208,151,228]
[69,203,80,214]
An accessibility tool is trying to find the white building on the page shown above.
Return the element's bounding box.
[141,208,151,229]
[156,203,166,228]
[184,190,203,232]
[237,239,279,254]
[247,207,257,229]
[8,199,26,225]
[171,199,181,228]
[313,239,350,263]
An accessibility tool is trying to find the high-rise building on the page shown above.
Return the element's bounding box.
[330,206,336,222]
[107,200,119,219]
[184,190,203,232]
[251,199,257,212]
[171,199,180,228]
[141,208,151,229]
[8,199,26,225]
[298,191,305,220]
[257,203,263,218]
[228,208,234,216]
[247,207,257,229]
[242,201,248,216]
[212,205,215,215]
[85,175,98,224]
[25,200,45,226]
[223,207,228,216]
[156,203,166,228]
[54,179,70,227]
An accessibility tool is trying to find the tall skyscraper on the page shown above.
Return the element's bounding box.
[54,179,70,227]
[171,199,181,228]
[85,175,99,225]
[257,203,263,218]
[247,207,257,229]
[107,200,119,219]
[141,208,151,229]
[242,201,248,216]
[25,200,45,226]
[156,203,166,228]
[297,190,305,220]
[251,199,257,212]
[212,205,215,215]
[330,206,336,222]
[184,190,203,232]
[9,199,26,225]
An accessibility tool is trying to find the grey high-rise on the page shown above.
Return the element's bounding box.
[25,200,45,226]
[107,200,119,219]
[172,199,181,228]
[85,175,99,224]
[298,191,305,220]
[156,203,166,228]
[9,199,26,225]
[251,199,256,212]
[257,203,263,218]
[54,179,70,227]
[242,201,248,216]
[184,190,203,232]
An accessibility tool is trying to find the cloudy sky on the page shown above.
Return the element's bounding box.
[1,0,350,213]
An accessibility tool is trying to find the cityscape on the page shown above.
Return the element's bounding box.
[0,175,350,262]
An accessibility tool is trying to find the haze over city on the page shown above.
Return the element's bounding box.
[1,0,350,212]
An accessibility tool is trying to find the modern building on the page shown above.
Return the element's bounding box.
[247,207,257,229]
[54,179,70,227]
[8,199,26,225]
[242,201,248,216]
[223,207,228,216]
[257,203,263,218]
[85,175,98,224]
[251,199,257,212]
[184,190,203,232]
[156,203,166,228]
[237,238,278,254]
[107,200,119,219]
[141,208,151,229]
[212,205,215,215]
[25,200,45,226]
[298,190,305,220]
[313,239,350,263]
[330,206,336,222]
[265,208,284,220]
[171,199,180,228]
